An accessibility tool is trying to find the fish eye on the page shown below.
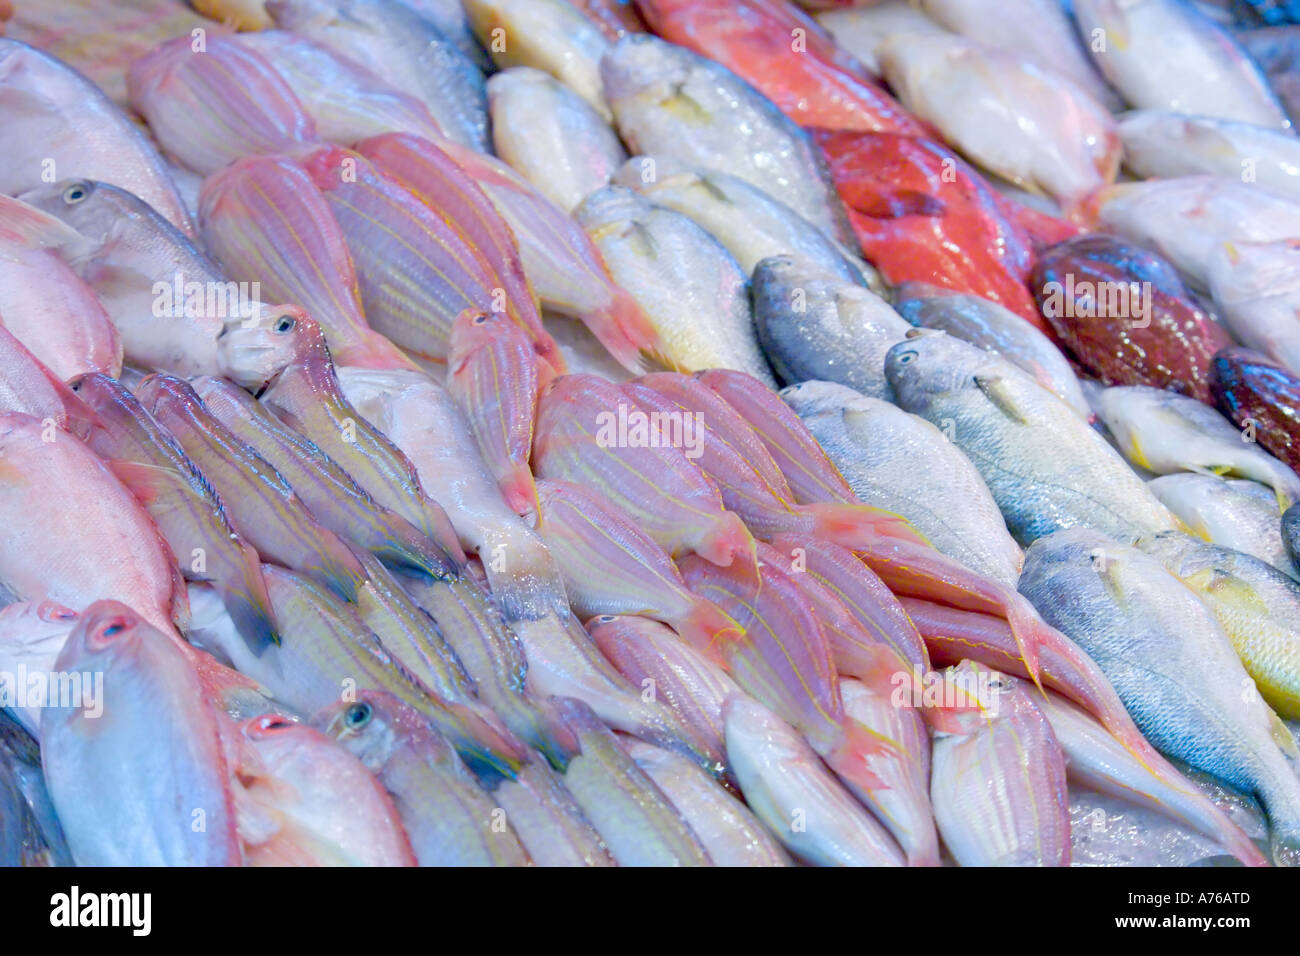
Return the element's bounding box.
[101,620,127,638]
[895,349,919,365]
[62,183,89,204]
[344,701,373,729]
[273,314,296,334]
[596,615,617,623]
[472,313,489,325]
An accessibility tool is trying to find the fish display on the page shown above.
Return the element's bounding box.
[6,0,1300,871]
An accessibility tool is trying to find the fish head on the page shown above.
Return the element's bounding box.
[217,305,321,391]
[56,600,152,672]
[65,372,145,436]
[574,184,654,237]
[0,600,78,653]
[133,372,205,427]
[17,180,124,247]
[600,34,693,111]
[779,379,867,419]
[448,309,526,372]
[315,691,411,771]
[926,660,1018,736]
[885,328,988,404]
[1021,526,1143,607]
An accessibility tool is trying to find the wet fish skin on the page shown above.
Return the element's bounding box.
[1138,530,1300,720]
[536,479,739,649]
[319,693,529,866]
[885,331,1179,545]
[191,375,456,582]
[0,710,73,866]
[73,373,278,654]
[624,738,790,866]
[814,1,949,77]
[1073,0,1291,129]
[1209,239,1300,377]
[0,601,80,737]
[575,186,774,384]
[0,238,122,381]
[237,30,447,145]
[11,181,311,390]
[928,661,1071,867]
[1211,346,1300,475]
[588,613,742,777]
[237,713,416,866]
[41,601,241,866]
[752,256,910,401]
[0,38,194,236]
[550,696,714,866]
[600,33,854,246]
[724,694,905,866]
[783,379,1023,589]
[1097,384,1300,508]
[0,413,184,635]
[533,373,758,571]
[1018,527,1300,864]
[198,155,417,372]
[1151,474,1296,579]
[493,757,615,865]
[489,67,626,212]
[361,131,658,373]
[878,32,1120,203]
[894,284,1090,419]
[267,0,490,151]
[465,0,612,118]
[0,324,95,436]
[127,35,316,177]
[448,310,542,516]
[137,373,368,602]
[614,158,873,288]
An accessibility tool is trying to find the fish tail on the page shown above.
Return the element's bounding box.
[583,286,662,375]
[500,462,540,518]
[696,511,758,572]
[673,597,744,658]
[804,502,928,548]
[437,699,529,784]
[823,715,900,794]
[316,537,369,603]
[214,543,280,653]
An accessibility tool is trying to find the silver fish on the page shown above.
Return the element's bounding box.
[1149,474,1296,579]
[1208,239,1300,377]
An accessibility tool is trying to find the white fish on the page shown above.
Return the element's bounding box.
[1208,239,1300,376]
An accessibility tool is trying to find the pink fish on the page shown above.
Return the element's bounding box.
[0,324,97,437]
[198,154,416,371]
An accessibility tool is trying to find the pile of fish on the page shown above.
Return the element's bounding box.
[5,0,1300,868]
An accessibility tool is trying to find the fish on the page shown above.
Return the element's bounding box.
[1097,385,1300,508]
[551,697,714,866]
[1237,24,1300,123]
[813,129,1047,330]
[464,0,612,118]
[319,693,530,866]
[927,661,1071,866]
[336,366,682,754]
[877,33,1120,204]
[489,756,614,866]
[723,694,905,866]
[1090,177,1300,290]
[73,373,278,653]
[0,710,73,866]
[600,33,855,246]
[0,601,80,737]
[814,1,949,77]
[572,0,647,39]
[389,0,488,69]
[588,613,743,776]
[894,284,1090,418]
[237,713,416,866]
[1150,474,1296,579]
[1073,0,1291,129]
[488,67,627,212]
[614,158,872,287]
[1118,111,1300,202]
[198,155,419,371]
[0,323,96,435]
[1018,527,1300,864]
[915,0,1121,109]
[533,373,757,569]
[1209,239,1300,377]
[0,38,194,236]
[447,309,543,516]
[266,0,490,151]
[7,183,307,389]
[127,35,317,177]
[138,373,370,603]
[1031,234,1233,403]
[885,331,1179,545]
[292,142,562,373]
[575,186,773,384]
[783,379,1023,588]
[1211,346,1300,475]
[536,479,740,650]
[236,30,447,145]
[357,132,658,375]
[623,738,790,866]
[190,375,456,582]
[0,238,122,380]
[1138,530,1300,720]
[751,256,910,400]
[0,413,185,635]
[40,601,241,866]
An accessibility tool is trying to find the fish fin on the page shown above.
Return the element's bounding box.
[675,597,744,656]
[973,375,1031,425]
[582,287,662,375]
[1268,706,1300,760]
[826,716,900,793]
[216,544,280,653]
[804,502,928,548]
[696,511,758,571]
[334,332,420,372]
[105,459,177,507]
[499,463,540,517]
